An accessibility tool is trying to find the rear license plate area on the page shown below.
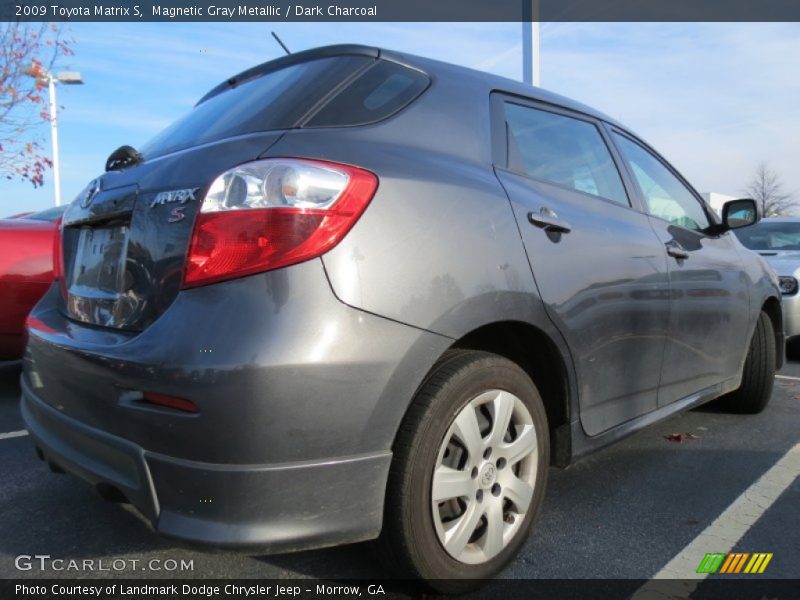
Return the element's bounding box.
[69,224,130,295]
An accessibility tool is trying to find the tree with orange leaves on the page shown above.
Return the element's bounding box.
[0,23,74,188]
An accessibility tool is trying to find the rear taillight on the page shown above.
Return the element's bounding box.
[183,158,378,288]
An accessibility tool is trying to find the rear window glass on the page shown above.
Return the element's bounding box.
[307,61,429,127]
[140,56,371,158]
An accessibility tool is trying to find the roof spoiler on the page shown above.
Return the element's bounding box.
[196,44,381,106]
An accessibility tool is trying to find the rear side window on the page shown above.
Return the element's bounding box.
[503,103,628,206]
[307,61,429,127]
[141,56,371,158]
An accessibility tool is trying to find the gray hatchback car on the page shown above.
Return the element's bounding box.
[22,45,782,588]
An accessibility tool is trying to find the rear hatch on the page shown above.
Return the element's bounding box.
[59,51,377,331]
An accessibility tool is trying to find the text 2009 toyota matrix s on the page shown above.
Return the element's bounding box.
[22,45,782,589]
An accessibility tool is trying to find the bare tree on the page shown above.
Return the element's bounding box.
[0,23,74,188]
[744,162,795,217]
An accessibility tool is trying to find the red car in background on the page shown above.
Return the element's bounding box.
[0,206,65,363]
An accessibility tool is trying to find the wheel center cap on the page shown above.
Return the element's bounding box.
[478,463,497,489]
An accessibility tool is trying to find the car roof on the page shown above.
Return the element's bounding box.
[382,47,628,129]
[758,216,800,222]
[200,44,629,131]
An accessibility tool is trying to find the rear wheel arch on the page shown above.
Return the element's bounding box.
[406,321,573,467]
[381,348,550,587]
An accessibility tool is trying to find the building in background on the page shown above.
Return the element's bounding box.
[702,192,737,216]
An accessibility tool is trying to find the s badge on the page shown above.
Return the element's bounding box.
[168,205,186,223]
[150,187,199,223]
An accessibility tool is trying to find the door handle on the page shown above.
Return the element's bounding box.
[665,241,689,260]
[528,208,572,234]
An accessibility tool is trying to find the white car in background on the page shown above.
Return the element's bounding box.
[735,217,800,346]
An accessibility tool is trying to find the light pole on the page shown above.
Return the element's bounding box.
[522,0,541,86]
[45,70,83,206]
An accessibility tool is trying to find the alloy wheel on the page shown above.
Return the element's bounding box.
[431,389,538,564]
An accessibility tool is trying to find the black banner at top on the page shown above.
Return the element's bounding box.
[3,0,800,22]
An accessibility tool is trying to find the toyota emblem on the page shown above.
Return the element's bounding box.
[81,178,102,208]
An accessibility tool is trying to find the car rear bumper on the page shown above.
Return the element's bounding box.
[22,376,391,551]
[21,259,451,550]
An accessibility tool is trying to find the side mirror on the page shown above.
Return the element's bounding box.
[721,198,760,231]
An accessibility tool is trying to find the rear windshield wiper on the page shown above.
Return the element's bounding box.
[105,145,143,172]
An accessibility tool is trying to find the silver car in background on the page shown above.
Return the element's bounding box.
[735,217,800,342]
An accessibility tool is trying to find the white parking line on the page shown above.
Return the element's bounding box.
[775,374,800,382]
[0,430,28,440]
[633,442,800,599]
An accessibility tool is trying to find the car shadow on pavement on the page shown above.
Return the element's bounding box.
[254,545,425,598]
[0,468,181,563]
[254,542,391,580]
[0,364,21,389]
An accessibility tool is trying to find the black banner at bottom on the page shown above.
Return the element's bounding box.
[2,579,800,600]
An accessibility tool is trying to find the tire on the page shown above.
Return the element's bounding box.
[721,311,776,414]
[380,350,549,592]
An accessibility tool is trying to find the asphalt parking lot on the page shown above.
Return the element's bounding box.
[0,360,798,587]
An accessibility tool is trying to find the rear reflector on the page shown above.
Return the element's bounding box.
[182,158,378,288]
[143,392,199,414]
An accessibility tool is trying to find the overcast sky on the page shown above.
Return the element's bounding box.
[2,22,798,215]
